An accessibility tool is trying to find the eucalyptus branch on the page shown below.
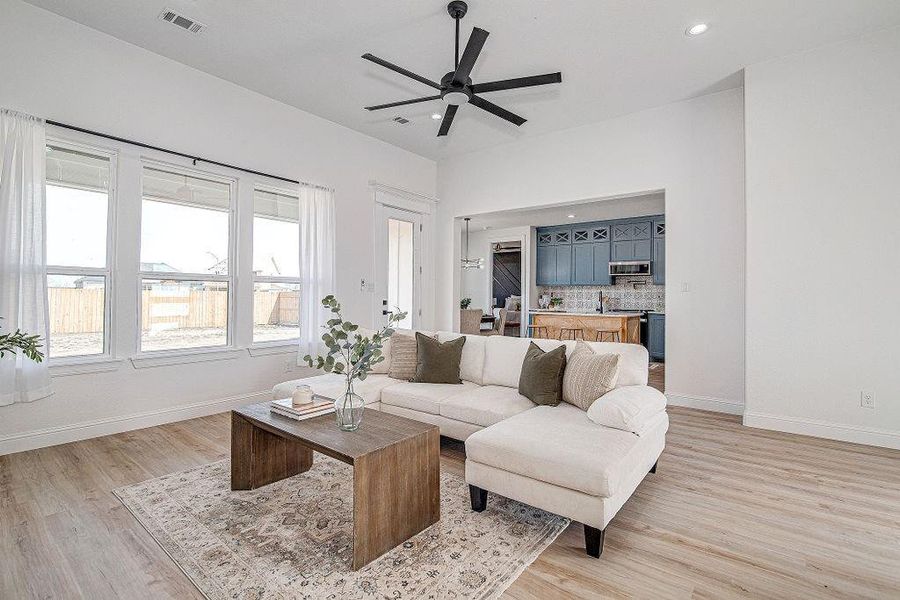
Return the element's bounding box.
[302,295,406,385]
[0,317,45,363]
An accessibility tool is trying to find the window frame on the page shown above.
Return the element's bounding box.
[45,137,118,365]
[250,183,301,348]
[136,159,238,356]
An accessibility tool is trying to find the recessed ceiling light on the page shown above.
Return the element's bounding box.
[431,113,442,120]
[686,23,709,36]
[567,214,575,219]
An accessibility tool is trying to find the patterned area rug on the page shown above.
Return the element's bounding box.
[114,457,569,599]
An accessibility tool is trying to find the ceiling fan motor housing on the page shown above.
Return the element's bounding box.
[440,72,473,104]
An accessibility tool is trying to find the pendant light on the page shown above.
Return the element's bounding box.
[461,217,484,270]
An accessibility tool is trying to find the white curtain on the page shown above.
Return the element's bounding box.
[298,184,336,361]
[0,109,52,406]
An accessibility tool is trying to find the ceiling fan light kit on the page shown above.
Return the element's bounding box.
[362,1,562,137]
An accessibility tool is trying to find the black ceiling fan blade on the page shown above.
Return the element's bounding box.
[365,95,442,111]
[452,27,489,86]
[437,104,458,137]
[362,53,441,90]
[471,72,562,94]
[469,95,526,126]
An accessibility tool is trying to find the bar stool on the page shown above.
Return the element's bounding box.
[595,328,621,342]
[527,325,548,339]
[559,327,584,341]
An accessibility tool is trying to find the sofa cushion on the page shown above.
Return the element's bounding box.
[518,342,567,406]
[272,374,399,406]
[587,385,668,434]
[412,333,465,384]
[380,380,480,415]
[436,331,485,384]
[580,341,648,387]
[389,332,435,380]
[465,403,662,497]
[439,385,535,428]
[562,342,620,410]
[482,337,575,388]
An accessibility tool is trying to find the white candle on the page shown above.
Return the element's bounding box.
[292,385,314,407]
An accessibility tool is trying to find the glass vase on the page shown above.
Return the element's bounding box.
[335,380,364,431]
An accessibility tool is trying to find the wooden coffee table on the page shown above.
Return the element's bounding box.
[230,402,440,570]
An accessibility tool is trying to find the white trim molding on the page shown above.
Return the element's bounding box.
[370,180,438,207]
[743,412,900,450]
[131,347,246,369]
[50,358,125,377]
[665,391,744,415]
[0,390,270,456]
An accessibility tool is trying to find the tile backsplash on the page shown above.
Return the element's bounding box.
[539,278,665,312]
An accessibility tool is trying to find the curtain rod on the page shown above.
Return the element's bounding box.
[46,119,330,190]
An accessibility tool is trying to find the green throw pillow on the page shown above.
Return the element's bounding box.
[411,332,466,384]
[518,342,567,406]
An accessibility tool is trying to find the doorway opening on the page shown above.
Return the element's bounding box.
[490,241,522,336]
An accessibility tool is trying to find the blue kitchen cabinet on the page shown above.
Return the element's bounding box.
[612,238,652,261]
[592,242,611,285]
[554,244,571,284]
[652,219,665,284]
[572,240,611,285]
[612,221,651,241]
[536,244,554,285]
[572,243,594,284]
[536,243,572,285]
[648,313,665,361]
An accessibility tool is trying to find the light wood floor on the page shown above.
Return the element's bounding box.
[2,404,898,599]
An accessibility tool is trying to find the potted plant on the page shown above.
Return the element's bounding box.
[0,317,44,362]
[302,295,406,431]
[460,298,472,309]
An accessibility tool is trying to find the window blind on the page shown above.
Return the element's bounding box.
[45,145,110,193]
[142,166,230,211]
[253,188,299,222]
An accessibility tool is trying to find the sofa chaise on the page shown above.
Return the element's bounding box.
[273,330,668,557]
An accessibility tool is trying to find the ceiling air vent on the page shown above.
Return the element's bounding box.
[392,116,411,125]
[158,8,207,34]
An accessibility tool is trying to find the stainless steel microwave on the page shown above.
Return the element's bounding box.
[609,261,652,277]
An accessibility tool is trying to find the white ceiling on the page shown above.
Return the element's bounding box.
[464,192,666,231]
[23,0,900,160]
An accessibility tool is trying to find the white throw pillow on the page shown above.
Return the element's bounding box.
[586,385,667,434]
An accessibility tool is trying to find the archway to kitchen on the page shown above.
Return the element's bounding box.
[454,190,666,391]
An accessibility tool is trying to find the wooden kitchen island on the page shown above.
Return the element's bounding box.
[529,310,642,343]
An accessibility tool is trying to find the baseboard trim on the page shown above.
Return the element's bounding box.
[665,392,744,415]
[0,390,270,456]
[743,412,900,450]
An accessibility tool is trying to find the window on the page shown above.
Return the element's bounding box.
[252,188,300,343]
[45,144,113,359]
[139,165,233,352]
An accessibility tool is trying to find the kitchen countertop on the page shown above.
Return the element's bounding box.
[529,310,643,317]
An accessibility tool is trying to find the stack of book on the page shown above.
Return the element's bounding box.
[270,397,334,421]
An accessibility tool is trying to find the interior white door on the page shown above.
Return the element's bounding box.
[374,204,422,329]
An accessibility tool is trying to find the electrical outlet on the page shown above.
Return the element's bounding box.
[681,282,691,293]
[283,358,294,374]
[860,391,875,409]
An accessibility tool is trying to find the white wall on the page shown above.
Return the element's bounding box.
[744,28,900,448]
[436,88,746,414]
[0,0,435,454]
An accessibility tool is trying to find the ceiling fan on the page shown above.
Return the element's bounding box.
[362,1,562,137]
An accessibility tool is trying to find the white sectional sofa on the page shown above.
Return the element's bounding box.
[273,330,668,557]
